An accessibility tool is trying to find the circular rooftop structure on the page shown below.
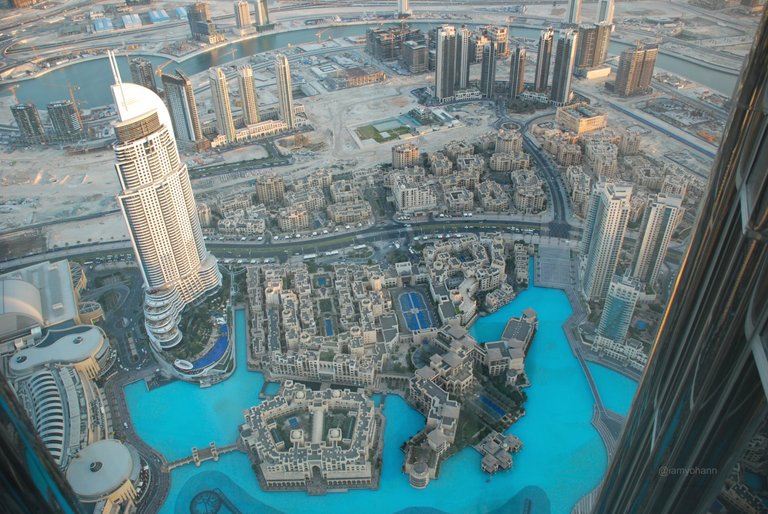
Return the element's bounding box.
[9,326,106,377]
[66,440,134,502]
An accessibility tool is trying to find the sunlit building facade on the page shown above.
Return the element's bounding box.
[109,52,221,352]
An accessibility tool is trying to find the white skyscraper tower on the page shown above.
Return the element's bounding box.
[233,0,251,28]
[255,0,270,26]
[237,64,260,125]
[580,180,633,301]
[209,67,236,143]
[398,0,411,16]
[597,0,615,25]
[632,193,684,285]
[108,51,221,352]
[566,0,582,24]
[275,53,295,129]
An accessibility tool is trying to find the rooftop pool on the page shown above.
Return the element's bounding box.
[124,260,637,513]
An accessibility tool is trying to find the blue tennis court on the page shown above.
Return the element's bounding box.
[398,291,432,332]
[324,318,334,336]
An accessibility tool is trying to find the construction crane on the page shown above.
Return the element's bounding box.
[155,58,174,78]
[69,84,83,125]
[224,47,237,65]
[316,28,329,43]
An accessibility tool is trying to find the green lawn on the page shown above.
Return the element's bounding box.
[356,124,412,143]
[355,125,379,141]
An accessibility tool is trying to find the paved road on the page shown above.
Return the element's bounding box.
[103,368,170,514]
[520,114,575,239]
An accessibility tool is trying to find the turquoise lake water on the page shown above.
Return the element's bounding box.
[586,363,639,416]
[124,262,638,513]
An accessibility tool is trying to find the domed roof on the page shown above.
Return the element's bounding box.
[66,440,134,501]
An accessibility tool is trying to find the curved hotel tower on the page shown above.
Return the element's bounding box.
[108,52,221,353]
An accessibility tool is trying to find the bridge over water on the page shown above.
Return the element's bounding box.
[165,442,240,471]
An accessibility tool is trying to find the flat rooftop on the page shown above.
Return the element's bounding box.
[0,260,78,339]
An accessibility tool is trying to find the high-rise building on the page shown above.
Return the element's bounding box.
[632,193,684,285]
[234,0,252,28]
[479,42,497,98]
[187,2,223,43]
[576,22,612,69]
[550,29,578,105]
[597,0,615,25]
[509,46,526,98]
[11,103,45,145]
[597,275,641,343]
[255,173,285,204]
[398,0,411,17]
[580,180,633,301]
[484,25,510,57]
[275,53,295,129]
[237,64,260,125]
[161,69,205,148]
[592,16,768,512]
[402,40,428,73]
[534,28,555,92]
[255,0,270,26]
[366,26,424,61]
[455,26,471,90]
[566,0,582,24]
[613,42,658,97]
[107,51,221,352]
[47,100,82,142]
[392,142,420,169]
[469,32,491,64]
[128,57,157,93]
[208,67,236,143]
[434,25,457,101]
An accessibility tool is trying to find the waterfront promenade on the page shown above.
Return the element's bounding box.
[103,368,171,514]
[533,248,632,514]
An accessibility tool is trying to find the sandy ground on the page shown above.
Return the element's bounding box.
[2,0,756,249]
[0,146,118,230]
[303,75,497,166]
[45,213,128,249]
[2,55,712,246]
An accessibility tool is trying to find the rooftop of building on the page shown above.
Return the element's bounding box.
[66,439,136,501]
[0,260,78,340]
[8,325,106,377]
